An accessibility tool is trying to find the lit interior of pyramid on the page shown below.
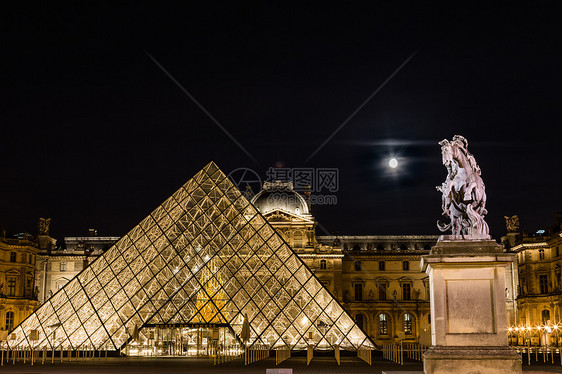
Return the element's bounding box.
[8,162,374,352]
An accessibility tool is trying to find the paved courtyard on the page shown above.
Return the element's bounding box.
[1,354,562,373]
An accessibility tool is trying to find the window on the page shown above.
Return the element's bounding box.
[7,277,16,296]
[539,274,549,294]
[379,314,388,335]
[293,232,303,248]
[404,313,413,335]
[21,253,27,263]
[379,283,387,300]
[355,261,362,271]
[355,314,364,330]
[542,309,551,324]
[320,260,327,270]
[60,262,67,272]
[403,261,409,271]
[9,252,16,262]
[539,249,545,260]
[354,283,363,301]
[5,311,14,331]
[557,247,560,258]
[379,261,385,271]
[402,283,411,300]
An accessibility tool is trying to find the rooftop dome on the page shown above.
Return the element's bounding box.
[250,181,310,216]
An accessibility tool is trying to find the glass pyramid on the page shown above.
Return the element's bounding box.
[9,162,374,351]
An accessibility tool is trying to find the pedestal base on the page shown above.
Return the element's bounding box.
[423,346,521,374]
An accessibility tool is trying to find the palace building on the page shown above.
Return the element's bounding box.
[35,231,119,304]
[503,213,562,346]
[0,233,41,335]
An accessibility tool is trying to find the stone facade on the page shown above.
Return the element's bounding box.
[0,235,40,333]
[35,231,119,304]
[316,236,436,346]
[503,213,562,346]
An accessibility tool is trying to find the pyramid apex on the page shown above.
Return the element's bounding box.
[201,161,223,177]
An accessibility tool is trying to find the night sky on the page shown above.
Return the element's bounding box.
[2,3,561,241]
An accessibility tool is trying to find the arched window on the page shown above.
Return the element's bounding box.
[379,314,388,335]
[293,232,303,248]
[320,260,327,269]
[5,311,14,331]
[355,314,364,330]
[404,313,413,335]
[542,309,551,324]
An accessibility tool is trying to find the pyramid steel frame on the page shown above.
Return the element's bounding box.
[8,162,374,351]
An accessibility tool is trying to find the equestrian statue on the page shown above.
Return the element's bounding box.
[436,135,490,239]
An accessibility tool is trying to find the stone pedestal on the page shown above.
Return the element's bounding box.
[420,237,521,374]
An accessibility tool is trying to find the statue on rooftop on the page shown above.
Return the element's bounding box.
[38,218,51,235]
[436,135,490,239]
[504,215,520,233]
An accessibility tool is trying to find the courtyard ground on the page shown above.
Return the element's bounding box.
[1,354,562,373]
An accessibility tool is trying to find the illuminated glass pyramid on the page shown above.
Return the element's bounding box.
[9,162,373,351]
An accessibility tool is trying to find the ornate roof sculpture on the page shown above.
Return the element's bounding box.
[436,135,490,239]
[8,162,373,351]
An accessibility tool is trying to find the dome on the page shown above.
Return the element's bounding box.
[250,181,310,216]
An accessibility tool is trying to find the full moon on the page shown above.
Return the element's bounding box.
[389,158,398,168]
